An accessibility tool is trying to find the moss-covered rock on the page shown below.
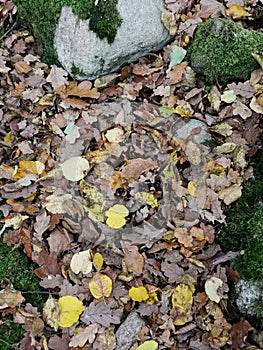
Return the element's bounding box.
[189,18,263,85]
[13,0,121,64]
[219,144,263,317]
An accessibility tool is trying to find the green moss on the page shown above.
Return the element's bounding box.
[0,316,24,350]
[13,0,121,64]
[219,144,263,314]
[0,238,45,306]
[188,19,263,85]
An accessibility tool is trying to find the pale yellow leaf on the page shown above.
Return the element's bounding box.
[205,277,223,303]
[70,249,93,275]
[137,340,159,350]
[187,181,196,196]
[134,192,159,208]
[89,273,112,299]
[105,204,129,229]
[60,156,90,181]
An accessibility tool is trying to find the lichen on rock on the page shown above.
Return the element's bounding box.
[189,18,263,85]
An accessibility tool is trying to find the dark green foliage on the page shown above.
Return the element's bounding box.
[13,0,121,64]
[189,18,263,85]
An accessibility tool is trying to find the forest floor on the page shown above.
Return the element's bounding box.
[0,0,263,349]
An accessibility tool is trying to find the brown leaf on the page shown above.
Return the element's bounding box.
[231,320,253,349]
[168,62,187,84]
[120,158,158,182]
[14,61,32,74]
[124,246,144,275]
[0,287,24,308]
[46,65,68,89]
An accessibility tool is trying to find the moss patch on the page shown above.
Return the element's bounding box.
[0,233,46,349]
[13,0,121,64]
[219,144,263,315]
[188,18,263,85]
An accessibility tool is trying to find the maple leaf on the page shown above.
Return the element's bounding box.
[81,301,121,327]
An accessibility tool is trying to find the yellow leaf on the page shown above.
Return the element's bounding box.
[147,291,159,305]
[226,4,251,19]
[129,286,149,302]
[137,340,158,350]
[13,160,38,179]
[105,204,129,229]
[58,296,85,328]
[4,131,11,143]
[134,192,159,208]
[70,249,93,275]
[93,252,104,272]
[89,273,112,299]
[187,181,196,196]
[171,275,195,326]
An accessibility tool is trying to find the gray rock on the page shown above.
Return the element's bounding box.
[54,0,171,80]
[115,311,144,350]
[235,279,263,317]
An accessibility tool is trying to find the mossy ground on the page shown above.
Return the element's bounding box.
[219,143,263,316]
[189,18,263,85]
[13,0,121,64]
[0,231,46,349]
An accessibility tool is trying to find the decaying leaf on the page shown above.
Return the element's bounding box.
[0,287,25,309]
[169,45,187,68]
[93,252,104,272]
[162,10,177,36]
[134,192,159,208]
[89,273,113,299]
[124,246,144,275]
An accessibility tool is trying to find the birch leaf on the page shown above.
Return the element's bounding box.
[89,273,112,299]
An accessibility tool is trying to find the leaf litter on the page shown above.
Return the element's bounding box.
[0,0,263,349]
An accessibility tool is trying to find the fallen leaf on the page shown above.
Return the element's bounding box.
[221,90,236,103]
[70,249,93,275]
[137,340,158,350]
[226,4,251,19]
[89,273,113,299]
[81,301,121,327]
[124,246,144,275]
[129,286,149,302]
[162,10,177,36]
[120,158,158,182]
[47,65,68,89]
[134,192,159,208]
[169,45,187,68]
[218,184,242,205]
[205,277,223,303]
[58,296,85,328]
[60,156,90,181]
[105,204,129,229]
[69,324,100,347]
[0,287,24,309]
[93,252,104,272]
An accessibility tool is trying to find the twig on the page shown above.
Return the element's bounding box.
[0,22,16,42]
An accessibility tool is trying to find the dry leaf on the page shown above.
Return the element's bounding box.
[205,277,223,303]
[129,286,149,302]
[58,296,85,328]
[60,156,90,181]
[124,246,144,275]
[226,4,251,19]
[105,204,129,229]
[70,249,93,275]
[89,273,113,299]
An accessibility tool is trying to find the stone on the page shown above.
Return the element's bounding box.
[189,18,263,85]
[115,311,144,350]
[235,279,263,317]
[55,0,171,80]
